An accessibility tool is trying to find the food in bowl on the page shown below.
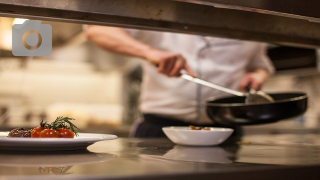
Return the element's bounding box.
[189,125,210,130]
[8,116,79,138]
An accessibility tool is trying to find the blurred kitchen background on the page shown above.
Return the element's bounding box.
[0,17,319,136]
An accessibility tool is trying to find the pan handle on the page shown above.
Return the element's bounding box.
[150,60,245,97]
[181,74,245,97]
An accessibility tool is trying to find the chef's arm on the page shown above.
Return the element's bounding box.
[86,25,194,77]
[239,68,270,91]
[239,44,274,91]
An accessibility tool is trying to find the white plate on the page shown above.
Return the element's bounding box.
[162,126,233,146]
[0,132,118,151]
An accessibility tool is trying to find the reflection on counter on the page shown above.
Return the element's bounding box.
[161,145,232,164]
[236,134,320,165]
[39,166,73,175]
[1,138,320,179]
[0,150,117,167]
[132,138,236,164]
[0,149,117,176]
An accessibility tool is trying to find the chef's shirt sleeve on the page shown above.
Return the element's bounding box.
[123,29,164,49]
[247,43,275,74]
[123,29,142,39]
[82,25,139,38]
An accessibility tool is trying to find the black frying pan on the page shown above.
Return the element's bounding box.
[206,92,308,126]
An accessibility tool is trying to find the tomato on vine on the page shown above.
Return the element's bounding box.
[39,129,60,138]
[31,127,44,138]
[30,120,47,138]
[30,116,79,138]
[58,128,74,138]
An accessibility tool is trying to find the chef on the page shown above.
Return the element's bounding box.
[86,26,274,137]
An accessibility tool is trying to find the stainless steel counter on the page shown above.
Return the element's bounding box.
[1,134,320,180]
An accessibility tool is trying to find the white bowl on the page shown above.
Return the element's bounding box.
[162,126,234,146]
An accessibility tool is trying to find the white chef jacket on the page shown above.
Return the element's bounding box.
[125,29,274,124]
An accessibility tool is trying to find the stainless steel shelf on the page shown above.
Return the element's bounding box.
[0,0,320,48]
[179,0,320,23]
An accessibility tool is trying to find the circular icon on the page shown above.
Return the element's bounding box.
[22,30,42,50]
[26,34,38,46]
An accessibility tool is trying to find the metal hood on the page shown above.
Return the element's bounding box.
[0,0,320,48]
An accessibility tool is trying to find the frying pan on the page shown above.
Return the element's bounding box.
[150,63,308,126]
[206,92,308,126]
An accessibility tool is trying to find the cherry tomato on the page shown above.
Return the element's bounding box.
[39,129,59,138]
[58,128,74,138]
[31,126,45,138]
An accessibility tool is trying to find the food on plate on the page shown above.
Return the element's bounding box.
[8,128,31,137]
[8,116,79,138]
[189,125,211,131]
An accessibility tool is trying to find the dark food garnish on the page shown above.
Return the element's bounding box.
[8,128,31,137]
[7,116,79,138]
[50,116,79,136]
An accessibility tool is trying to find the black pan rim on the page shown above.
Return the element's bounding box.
[206,92,307,107]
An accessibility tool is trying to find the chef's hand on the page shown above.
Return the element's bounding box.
[239,69,269,91]
[144,49,195,77]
